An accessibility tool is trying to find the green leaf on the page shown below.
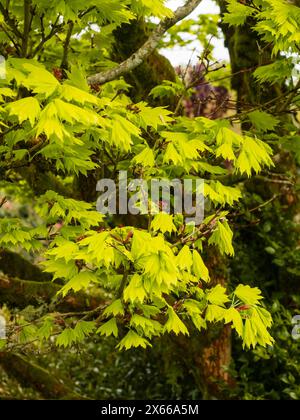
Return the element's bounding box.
[19,324,37,343]
[208,220,235,256]
[243,318,257,349]
[54,99,100,125]
[205,182,242,206]
[47,240,79,262]
[177,245,193,270]
[131,0,173,18]
[43,259,78,280]
[110,114,141,151]
[116,330,151,350]
[0,88,16,102]
[150,80,183,99]
[130,314,162,337]
[133,102,173,130]
[164,307,189,336]
[163,142,183,165]
[103,299,125,317]
[95,0,135,25]
[192,250,210,282]
[224,307,243,337]
[97,318,119,338]
[36,103,67,140]
[140,304,161,318]
[13,149,29,161]
[190,314,207,331]
[59,271,98,297]
[236,136,274,177]
[205,304,226,322]
[253,59,294,85]
[248,110,280,133]
[23,63,60,97]
[251,308,274,347]
[7,97,41,126]
[74,321,96,340]
[255,306,273,329]
[123,274,147,304]
[56,321,96,347]
[61,83,99,105]
[133,146,155,167]
[37,318,54,341]
[131,230,152,259]
[56,328,76,348]
[234,284,264,306]
[151,213,176,234]
[206,285,229,306]
[223,0,255,26]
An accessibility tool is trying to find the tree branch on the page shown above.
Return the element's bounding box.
[0,273,60,307]
[0,23,22,54]
[31,14,62,58]
[0,353,86,399]
[22,0,32,57]
[0,249,51,282]
[0,1,24,39]
[78,6,96,19]
[61,21,74,70]
[87,0,203,85]
[0,273,105,312]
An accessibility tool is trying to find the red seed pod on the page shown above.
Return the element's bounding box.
[124,230,134,244]
[237,305,251,311]
[76,235,87,242]
[54,318,65,326]
[53,67,63,81]
[91,83,101,92]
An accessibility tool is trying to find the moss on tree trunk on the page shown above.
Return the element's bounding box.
[112,19,176,104]
[0,352,85,399]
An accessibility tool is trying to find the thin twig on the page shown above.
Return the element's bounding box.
[0,196,7,208]
[228,194,280,218]
[0,1,24,39]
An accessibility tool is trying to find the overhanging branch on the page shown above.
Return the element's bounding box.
[0,353,86,399]
[87,0,202,85]
[0,273,105,312]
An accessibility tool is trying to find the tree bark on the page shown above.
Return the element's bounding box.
[0,250,51,282]
[218,0,278,115]
[0,273,105,312]
[0,352,86,399]
[87,0,202,86]
[111,19,176,103]
[200,252,232,398]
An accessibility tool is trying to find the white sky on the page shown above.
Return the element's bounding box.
[161,0,229,65]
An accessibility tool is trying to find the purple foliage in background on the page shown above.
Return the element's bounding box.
[177,63,230,119]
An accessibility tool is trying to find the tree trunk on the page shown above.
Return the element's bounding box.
[199,252,232,398]
[197,0,279,396]
[218,1,278,114]
[112,19,177,104]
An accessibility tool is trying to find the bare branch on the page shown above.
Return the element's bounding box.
[0,196,7,208]
[0,1,24,39]
[22,0,32,57]
[0,23,22,54]
[78,5,96,19]
[61,21,74,70]
[87,0,203,86]
[31,14,63,58]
